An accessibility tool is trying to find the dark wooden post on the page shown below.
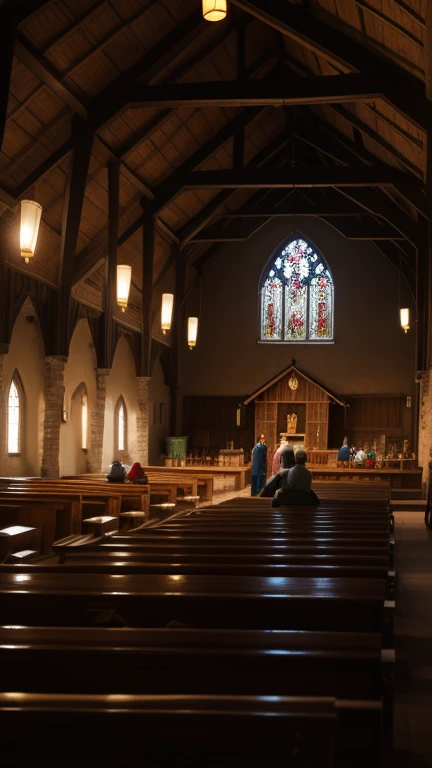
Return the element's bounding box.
[51,118,93,356]
[169,244,187,435]
[96,160,119,368]
[139,199,154,377]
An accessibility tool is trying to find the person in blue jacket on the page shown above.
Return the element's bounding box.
[251,434,267,496]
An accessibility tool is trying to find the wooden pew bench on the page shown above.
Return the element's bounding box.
[0,693,337,768]
[1,478,149,514]
[0,570,394,644]
[0,560,396,595]
[0,491,82,554]
[0,625,393,748]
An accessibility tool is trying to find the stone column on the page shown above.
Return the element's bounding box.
[136,376,150,465]
[87,368,110,472]
[418,368,432,487]
[41,356,66,478]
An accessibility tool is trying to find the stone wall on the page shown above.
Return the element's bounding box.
[418,368,432,487]
[136,376,150,465]
[41,356,66,478]
[87,368,109,472]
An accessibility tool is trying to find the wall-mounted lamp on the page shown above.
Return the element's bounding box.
[406,396,412,408]
[116,264,132,313]
[187,316,199,350]
[400,307,410,333]
[202,0,227,21]
[161,293,174,334]
[20,200,42,263]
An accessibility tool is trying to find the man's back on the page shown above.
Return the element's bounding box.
[286,462,312,491]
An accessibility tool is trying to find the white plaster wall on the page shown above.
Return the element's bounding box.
[102,335,139,471]
[148,354,171,465]
[1,297,45,476]
[59,319,97,476]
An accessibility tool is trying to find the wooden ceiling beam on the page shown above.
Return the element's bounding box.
[0,8,17,151]
[230,0,427,131]
[14,33,88,118]
[178,131,292,246]
[151,107,264,215]
[3,8,208,204]
[216,190,366,217]
[165,166,419,190]
[321,217,406,240]
[188,217,269,242]
[87,9,208,134]
[115,74,390,109]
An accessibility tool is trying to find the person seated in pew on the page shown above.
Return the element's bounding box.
[337,437,350,463]
[261,447,295,498]
[107,460,126,483]
[126,462,149,484]
[272,449,320,507]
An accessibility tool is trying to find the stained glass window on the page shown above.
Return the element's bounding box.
[8,378,20,454]
[260,238,333,342]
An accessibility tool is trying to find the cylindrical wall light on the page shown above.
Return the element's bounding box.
[161,293,174,334]
[400,307,410,333]
[187,316,199,350]
[202,0,227,22]
[20,200,42,263]
[116,265,132,313]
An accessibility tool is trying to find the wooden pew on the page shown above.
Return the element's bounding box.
[0,478,149,514]
[0,558,395,581]
[0,571,393,643]
[0,693,337,768]
[0,625,393,746]
[0,491,82,554]
[62,472,212,504]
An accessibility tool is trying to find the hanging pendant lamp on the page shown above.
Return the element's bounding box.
[20,200,42,263]
[400,308,410,333]
[116,265,132,312]
[202,0,227,22]
[161,293,174,334]
[187,316,199,349]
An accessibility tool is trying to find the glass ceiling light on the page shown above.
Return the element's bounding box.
[20,200,42,264]
[187,317,199,350]
[400,308,410,333]
[202,0,227,22]
[161,293,174,334]
[116,264,132,313]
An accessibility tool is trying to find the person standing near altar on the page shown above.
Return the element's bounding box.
[251,434,267,496]
[272,436,290,474]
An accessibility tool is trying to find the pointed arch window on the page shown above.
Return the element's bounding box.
[261,237,334,342]
[115,396,127,453]
[8,373,23,454]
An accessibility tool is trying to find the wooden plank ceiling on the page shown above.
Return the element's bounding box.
[0,0,429,329]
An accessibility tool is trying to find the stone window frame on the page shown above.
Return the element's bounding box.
[115,395,128,455]
[7,369,24,456]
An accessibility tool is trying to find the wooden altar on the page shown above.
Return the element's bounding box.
[244,363,345,477]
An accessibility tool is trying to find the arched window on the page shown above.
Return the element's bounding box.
[261,237,334,342]
[81,392,88,450]
[115,396,127,453]
[8,372,23,454]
